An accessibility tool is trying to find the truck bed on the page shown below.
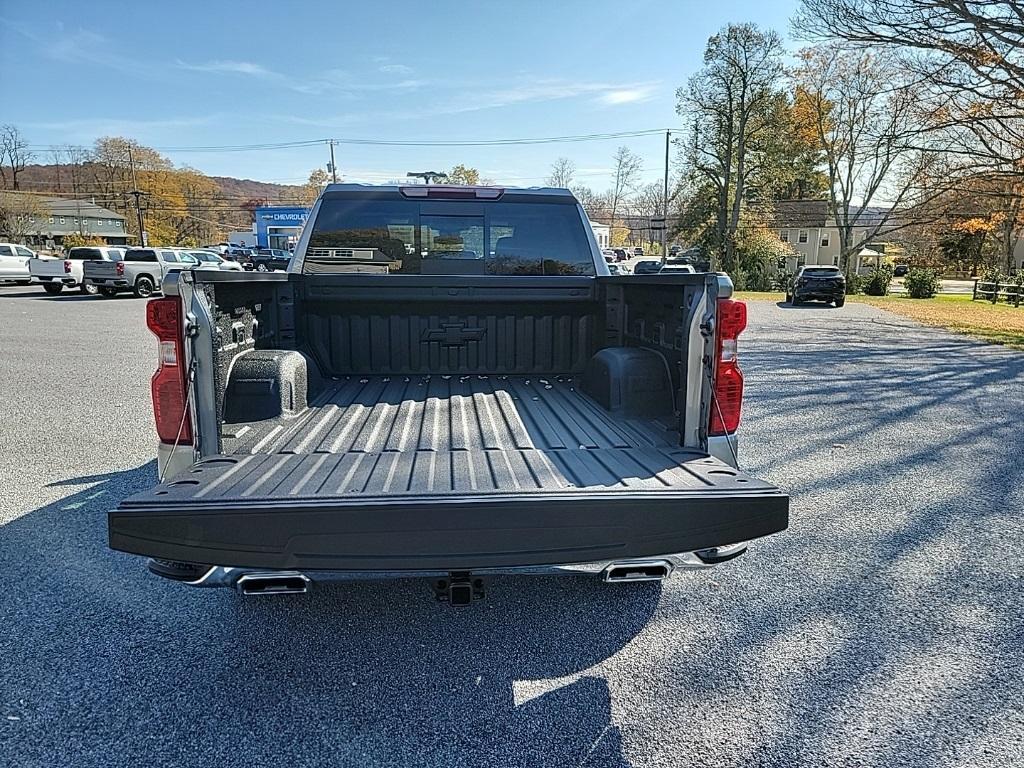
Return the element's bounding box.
[110,375,786,570]
[220,374,685,492]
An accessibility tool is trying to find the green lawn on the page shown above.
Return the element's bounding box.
[734,291,1024,349]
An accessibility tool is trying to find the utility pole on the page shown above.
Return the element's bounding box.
[327,139,338,183]
[127,146,147,246]
[662,129,671,262]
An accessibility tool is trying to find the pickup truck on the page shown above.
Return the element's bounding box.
[84,247,198,298]
[0,242,35,284]
[29,246,125,295]
[108,184,788,603]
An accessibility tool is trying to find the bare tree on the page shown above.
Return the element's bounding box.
[546,157,576,188]
[571,185,609,222]
[795,0,1024,177]
[633,182,667,251]
[677,23,786,271]
[0,125,34,190]
[608,146,642,225]
[63,144,90,194]
[0,192,48,244]
[793,47,946,273]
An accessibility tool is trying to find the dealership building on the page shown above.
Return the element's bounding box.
[253,206,310,249]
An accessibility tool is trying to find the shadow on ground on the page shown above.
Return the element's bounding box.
[0,463,656,767]
[0,289,141,302]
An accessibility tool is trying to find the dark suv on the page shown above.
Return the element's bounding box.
[787,265,846,307]
[251,248,292,272]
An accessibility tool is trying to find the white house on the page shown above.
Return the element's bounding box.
[588,220,610,249]
[774,200,896,273]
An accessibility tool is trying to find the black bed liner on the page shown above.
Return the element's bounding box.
[110,373,788,569]
[224,375,679,456]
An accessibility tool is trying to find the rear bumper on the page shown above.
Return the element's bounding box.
[794,288,844,301]
[174,544,751,589]
[109,487,788,572]
[32,275,77,285]
[86,277,130,287]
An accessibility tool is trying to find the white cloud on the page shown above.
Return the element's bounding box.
[379,63,414,75]
[25,115,221,133]
[435,79,661,114]
[597,86,657,105]
[176,60,275,77]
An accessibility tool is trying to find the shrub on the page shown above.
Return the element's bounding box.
[981,266,1003,283]
[844,272,864,295]
[773,271,794,292]
[61,233,105,249]
[863,264,894,296]
[904,267,940,298]
[744,268,775,292]
[977,266,1004,300]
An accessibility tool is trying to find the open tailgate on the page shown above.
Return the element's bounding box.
[109,450,788,570]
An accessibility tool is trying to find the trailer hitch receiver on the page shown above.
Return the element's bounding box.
[433,572,485,606]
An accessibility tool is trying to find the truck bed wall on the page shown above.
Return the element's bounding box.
[195,272,710,450]
[300,275,602,376]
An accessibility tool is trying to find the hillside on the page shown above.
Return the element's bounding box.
[15,164,305,204]
[208,176,306,204]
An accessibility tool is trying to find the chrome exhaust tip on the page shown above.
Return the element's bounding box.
[235,572,311,595]
[602,560,673,583]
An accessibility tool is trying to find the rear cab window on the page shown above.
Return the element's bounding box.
[303,191,594,276]
[67,248,104,260]
[125,249,158,262]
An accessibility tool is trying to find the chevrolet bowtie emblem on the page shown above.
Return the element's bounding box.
[421,323,487,346]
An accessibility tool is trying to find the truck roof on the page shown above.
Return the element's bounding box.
[320,183,577,202]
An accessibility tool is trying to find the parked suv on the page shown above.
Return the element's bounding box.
[84,248,198,298]
[787,265,846,307]
[633,260,662,275]
[251,248,292,272]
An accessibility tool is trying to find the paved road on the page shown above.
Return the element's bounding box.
[1,285,1022,767]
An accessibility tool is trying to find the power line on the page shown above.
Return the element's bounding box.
[27,129,670,154]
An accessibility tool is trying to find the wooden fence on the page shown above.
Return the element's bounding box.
[973,280,1024,306]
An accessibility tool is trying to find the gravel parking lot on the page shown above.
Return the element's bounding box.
[1,284,1022,767]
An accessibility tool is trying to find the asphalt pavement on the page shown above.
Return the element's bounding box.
[1,284,1022,767]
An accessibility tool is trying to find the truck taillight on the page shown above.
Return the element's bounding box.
[146,297,192,445]
[63,260,72,274]
[709,298,747,436]
[116,261,125,276]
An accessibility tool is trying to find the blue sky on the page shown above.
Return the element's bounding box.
[0,0,797,190]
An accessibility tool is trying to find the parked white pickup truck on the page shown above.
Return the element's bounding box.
[0,243,35,284]
[85,247,198,298]
[30,246,125,295]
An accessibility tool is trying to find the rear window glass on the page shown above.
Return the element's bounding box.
[305,198,594,276]
[803,267,841,275]
[67,248,103,260]
[125,249,157,262]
